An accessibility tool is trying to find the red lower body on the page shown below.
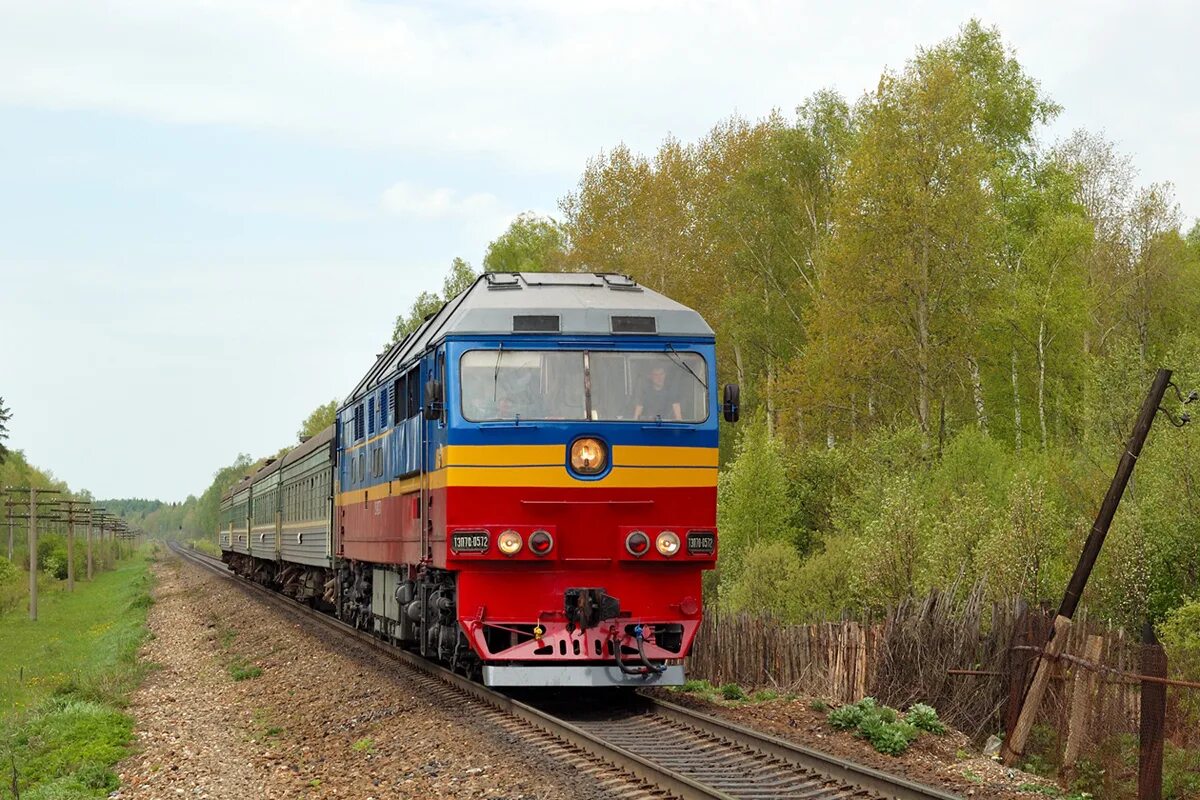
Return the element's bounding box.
[338,483,717,665]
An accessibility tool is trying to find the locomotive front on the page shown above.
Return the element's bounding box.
[432,274,735,686]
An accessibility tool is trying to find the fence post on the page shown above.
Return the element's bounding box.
[1138,621,1166,800]
[1064,634,1104,772]
[1004,601,1031,740]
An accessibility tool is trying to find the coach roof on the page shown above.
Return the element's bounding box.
[345,272,712,406]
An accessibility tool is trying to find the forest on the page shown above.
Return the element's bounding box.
[17,21,1197,646]
[409,20,1200,637]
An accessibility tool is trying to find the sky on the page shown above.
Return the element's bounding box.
[1,0,1198,502]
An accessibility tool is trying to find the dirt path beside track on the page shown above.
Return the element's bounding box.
[113,555,605,799]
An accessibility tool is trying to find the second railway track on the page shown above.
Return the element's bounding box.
[168,542,960,800]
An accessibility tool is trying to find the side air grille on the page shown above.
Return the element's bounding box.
[611,315,657,333]
[513,315,561,332]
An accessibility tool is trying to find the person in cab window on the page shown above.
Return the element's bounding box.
[635,364,682,421]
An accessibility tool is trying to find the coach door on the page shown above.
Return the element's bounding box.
[419,350,445,564]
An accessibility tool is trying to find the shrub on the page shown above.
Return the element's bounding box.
[870,723,918,756]
[905,703,947,734]
[828,697,922,756]
[719,683,747,701]
[828,703,865,730]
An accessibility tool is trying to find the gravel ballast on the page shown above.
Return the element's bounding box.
[113,556,609,799]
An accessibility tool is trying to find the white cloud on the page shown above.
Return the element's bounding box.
[380,182,499,220]
[3,0,1198,222]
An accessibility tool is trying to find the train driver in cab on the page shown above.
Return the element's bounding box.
[634,360,683,421]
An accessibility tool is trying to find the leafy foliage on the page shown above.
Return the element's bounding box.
[483,213,568,273]
[391,257,480,343]
[297,399,337,442]
[905,703,948,735]
[548,18,1200,629]
[0,395,10,465]
[828,698,943,756]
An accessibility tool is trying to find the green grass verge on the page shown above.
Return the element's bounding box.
[0,548,156,799]
[187,539,221,558]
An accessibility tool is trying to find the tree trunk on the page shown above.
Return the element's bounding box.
[1011,349,1023,452]
[765,359,776,439]
[733,342,746,392]
[968,356,988,433]
[1037,319,1048,449]
[917,290,930,437]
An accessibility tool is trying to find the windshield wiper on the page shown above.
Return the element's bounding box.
[665,344,706,389]
[493,343,504,402]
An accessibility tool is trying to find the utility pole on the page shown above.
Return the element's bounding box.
[4,487,63,620]
[1003,369,1185,765]
[60,500,92,591]
[86,505,98,580]
[5,497,14,561]
[29,486,38,619]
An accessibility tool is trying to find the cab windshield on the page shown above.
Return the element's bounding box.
[460,349,708,423]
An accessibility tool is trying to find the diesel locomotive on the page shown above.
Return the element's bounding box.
[219,271,739,687]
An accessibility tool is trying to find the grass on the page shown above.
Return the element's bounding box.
[188,539,221,558]
[351,737,375,755]
[249,709,283,744]
[228,658,263,682]
[0,548,155,799]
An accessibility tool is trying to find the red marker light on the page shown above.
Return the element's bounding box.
[625,530,650,557]
[529,530,554,555]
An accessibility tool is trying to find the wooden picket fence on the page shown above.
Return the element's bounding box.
[688,613,882,703]
[686,583,1160,741]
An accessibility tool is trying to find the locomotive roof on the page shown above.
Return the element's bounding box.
[345,272,712,406]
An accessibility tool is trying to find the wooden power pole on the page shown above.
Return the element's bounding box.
[4,486,63,620]
[1003,368,1175,764]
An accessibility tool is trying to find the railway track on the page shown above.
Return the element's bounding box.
[168,542,961,800]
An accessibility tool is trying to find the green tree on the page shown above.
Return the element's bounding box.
[483,212,568,273]
[716,414,799,605]
[390,258,479,344]
[0,396,10,465]
[441,256,478,298]
[297,400,337,441]
[391,291,443,344]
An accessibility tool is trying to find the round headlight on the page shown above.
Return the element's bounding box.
[529,529,554,556]
[625,530,650,557]
[497,529,523,556]
[570,437,607,475]
[655,531,680,557]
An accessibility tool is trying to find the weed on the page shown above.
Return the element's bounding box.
[352,737,376,755]
[827,697,921,756]
[751,689,779,703]
[809,698,828,712]
[228,658,263,681]
[679,679,714,694]
[719,683,747,701]
[905,703,947,734]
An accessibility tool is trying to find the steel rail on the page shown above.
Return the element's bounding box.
[168,543,958,800]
